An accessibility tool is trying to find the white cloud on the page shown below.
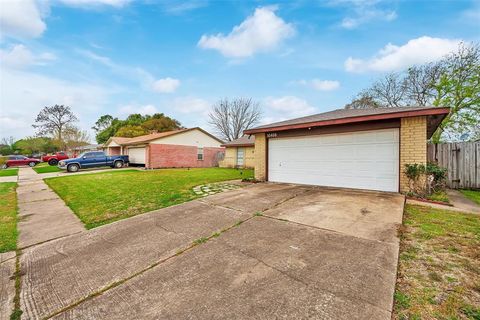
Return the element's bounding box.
[263,96,317,122]
[298,79,340,91]
[329,0,397,29]
[58,0,132,8]
[172,97,210,114]
[152,78,181,93]
[0,0,46,39]
[198,6,295,58]
[118,104,158,116]
[345,36,461,73]
[0,68,110,139]
[0,44,56,69]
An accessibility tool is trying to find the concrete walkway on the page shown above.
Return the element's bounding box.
[16,167,85,249]
[446,189,480,214]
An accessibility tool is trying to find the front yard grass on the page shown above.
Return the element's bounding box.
[45,168,253,229]
[460,189,480,206]
[0,168,18,177]
[394,204,480,320]
[0,183,18,253]
[33,164,62,174]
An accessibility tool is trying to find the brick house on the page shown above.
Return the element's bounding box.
[103,128,224,169]
[219,136,255,169]
[244,106,450,193]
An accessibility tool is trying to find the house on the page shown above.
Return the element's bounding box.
[103,128,225,169]
[219,136,255,168]
[70,144,102,157]
[244,106,450,193]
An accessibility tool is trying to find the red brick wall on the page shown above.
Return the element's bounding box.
[108,147,121,155]
[147,144,225,169]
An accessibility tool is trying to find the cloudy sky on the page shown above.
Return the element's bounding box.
[0,0,479,141]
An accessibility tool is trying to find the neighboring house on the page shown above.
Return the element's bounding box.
[103,128,224,169]
[244,106,450,193]
[219,136,255,169]
[70,144,102,156]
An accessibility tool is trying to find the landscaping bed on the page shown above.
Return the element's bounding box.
[0,183,18,253]
[45,168,253,229]
[394,204,480,320]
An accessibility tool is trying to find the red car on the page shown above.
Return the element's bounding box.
[3,155,41,168]
[42,152,69,165]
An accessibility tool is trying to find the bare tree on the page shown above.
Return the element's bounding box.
[63,126,91,151]
[33,105,78,142]
[344,91,381,109]
[368,73,407,107]
[404,63,443,106]
[208,98,261,141]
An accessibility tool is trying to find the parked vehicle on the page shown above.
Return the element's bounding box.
[42,152,69,166]
[2,155,41,168]
[58,151,129,173]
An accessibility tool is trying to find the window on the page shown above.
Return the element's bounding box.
[197,147,204,160]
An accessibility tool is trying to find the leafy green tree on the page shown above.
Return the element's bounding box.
[114,125,148,138]
[93,113,182,143]
[432,44,480,142]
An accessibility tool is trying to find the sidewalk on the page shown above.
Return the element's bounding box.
[16,167,85,248]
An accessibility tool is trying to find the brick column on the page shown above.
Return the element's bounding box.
[254,133,267,181]
[400,116,427,193]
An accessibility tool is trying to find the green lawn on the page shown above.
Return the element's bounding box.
[33,164,62,174]
[394,204,480,320]
[0,183,18,253]
[0,168,18,177]
[46,168,253,229]
[460,189,480,206]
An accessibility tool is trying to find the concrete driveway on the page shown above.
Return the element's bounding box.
[15,183,404,320]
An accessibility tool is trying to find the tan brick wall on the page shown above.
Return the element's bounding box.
[219,146,255,168]
[254,133,267,180]
[400,116,427,193]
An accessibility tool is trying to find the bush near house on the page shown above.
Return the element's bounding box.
[404,163,448,202]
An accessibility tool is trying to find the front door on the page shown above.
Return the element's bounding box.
[236,148,245,167]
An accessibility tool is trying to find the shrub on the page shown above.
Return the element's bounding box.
[0,156,7,168]
[404,162,448,197]
[425,162,447,192]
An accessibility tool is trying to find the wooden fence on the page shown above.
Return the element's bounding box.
[427,142,480,189]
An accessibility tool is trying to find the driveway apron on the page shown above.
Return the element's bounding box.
[16,167,85,249]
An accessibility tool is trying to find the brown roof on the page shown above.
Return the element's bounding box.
[107,128,224,146]
[121,129,189,145]
[110,137,133,144]
[244,106,450,134]
[221,135,255,147]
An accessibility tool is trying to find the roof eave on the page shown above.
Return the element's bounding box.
[221,143,255,148]
[244,107,451,134]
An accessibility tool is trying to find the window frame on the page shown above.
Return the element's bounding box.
[197,147,204,161]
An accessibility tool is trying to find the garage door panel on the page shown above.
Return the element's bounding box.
[268,129,399,192]
[128,147,146,164]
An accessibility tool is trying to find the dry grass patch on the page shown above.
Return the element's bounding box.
[394,204,480,320]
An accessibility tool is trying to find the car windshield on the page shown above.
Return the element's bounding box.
[77,152,87,158]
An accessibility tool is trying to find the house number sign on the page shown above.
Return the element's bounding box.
[266,133,278,138]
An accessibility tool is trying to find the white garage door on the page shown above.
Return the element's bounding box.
[268,128,399,192]
[128,147,146,165]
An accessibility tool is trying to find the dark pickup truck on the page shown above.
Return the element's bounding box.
[58,151,129,172]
